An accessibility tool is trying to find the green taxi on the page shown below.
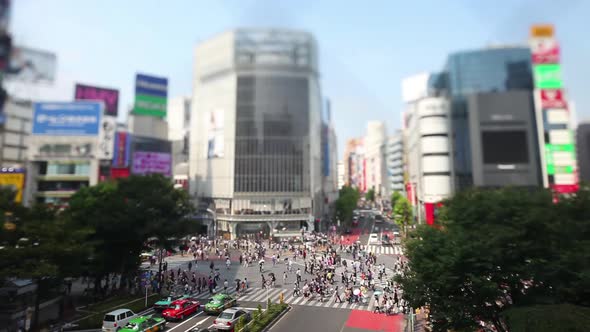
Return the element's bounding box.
[119,315,166,332]
[203,293,236,314]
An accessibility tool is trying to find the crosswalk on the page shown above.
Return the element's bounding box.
[365,245,403,255]
[189,286,393,311]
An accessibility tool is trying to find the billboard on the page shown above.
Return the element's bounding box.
[75,83,119,116]
[530,38,560,64]
[113,131,131,167]
[97,116,116,159]
[132,151,171,176]
[5,45,56,83]
[533,64,563,89]
[133,73,168,117]
[540,89,567,109]
[0,167,25,203]
[206,109,224,158]
[32,102,102,136]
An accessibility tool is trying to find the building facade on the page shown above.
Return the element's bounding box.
[25,102,115,206]
[444,46,535,191]
[189,29,323,239]
[364,121,387,199]
[168,96,191,189]
[0,99,32,168]
[386,131,404,195]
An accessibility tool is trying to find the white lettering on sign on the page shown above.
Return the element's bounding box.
[136,80,167,92]
[36,114,98,125]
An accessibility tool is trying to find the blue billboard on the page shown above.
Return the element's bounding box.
[135,73,168,98]
[32,102,102,136]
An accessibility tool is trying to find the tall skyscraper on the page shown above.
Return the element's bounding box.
[190,29,322,239]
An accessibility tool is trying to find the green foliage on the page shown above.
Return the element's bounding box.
[390,191,403,210]
[365,188,375,202]
[397,186,590,332]
[66,175,195,281]
[243,303,288,332]
[502,304,590,332]
[335,186,360,227]
[393,196,413,233]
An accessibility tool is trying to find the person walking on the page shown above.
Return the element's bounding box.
[283,271,288,285]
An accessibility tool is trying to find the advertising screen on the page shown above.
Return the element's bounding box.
[132,151,171,176]
[481,131,529,164]
[5,45,57,83]
[133,73,168,117]
[32,102,102,136]
[0,168,25,203]
[533,64,563,89]
[206,109,224,158]
[75,83,119,116]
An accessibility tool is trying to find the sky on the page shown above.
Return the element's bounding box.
[9,0,589,158]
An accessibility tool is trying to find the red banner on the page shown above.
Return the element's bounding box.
[540,89,567,109]
[531,39,560,64]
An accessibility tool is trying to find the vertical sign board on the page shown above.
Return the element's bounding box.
[0,167,25,203]
[530,24,578,194]
[133,73,168,117]
[75,83,119,117]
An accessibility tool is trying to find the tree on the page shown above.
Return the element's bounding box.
[0,200,91,329]
[335,186,360,227]
[66,175,196,293]
[396,187,590,332]
[393,196,413,236]
[365,188,375,202]
[390,191,402,211]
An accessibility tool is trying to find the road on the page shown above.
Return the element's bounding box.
[137,210,406,331]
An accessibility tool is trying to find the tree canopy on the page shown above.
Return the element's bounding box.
[397,186,590,332]
[393,196,413,235]
[390,191,403,210]
[335,186,360,227]
[365,188,375,202]
[66,174,196,283]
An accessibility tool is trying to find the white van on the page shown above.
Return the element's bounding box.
[102,308,136,332]
[369,233,379,244]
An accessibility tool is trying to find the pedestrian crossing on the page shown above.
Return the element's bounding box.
[188,285,396,312]
[365,245,403,255]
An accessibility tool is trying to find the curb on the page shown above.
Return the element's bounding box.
[261,305,291,332]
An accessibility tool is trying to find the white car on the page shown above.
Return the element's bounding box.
[369,233,379,244]
[102,309,136,332]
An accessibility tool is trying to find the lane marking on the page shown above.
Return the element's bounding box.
[167,311,205,331]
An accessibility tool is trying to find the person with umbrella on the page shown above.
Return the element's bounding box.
[269,272,276,287]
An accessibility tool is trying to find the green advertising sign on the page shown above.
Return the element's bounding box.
[545,144,576,175]
[545,143,575,153]
[133,94,167,117]
[533,64,563,89]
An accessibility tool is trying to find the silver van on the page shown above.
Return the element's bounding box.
[102,308,136,332]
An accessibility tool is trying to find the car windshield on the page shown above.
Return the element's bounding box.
[171,304,182,310]
[210,299,222,304]
[124,322,138,329]
[219,312,234,319]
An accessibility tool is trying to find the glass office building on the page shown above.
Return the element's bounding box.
[441,47,534,191]
[190,29,323,239]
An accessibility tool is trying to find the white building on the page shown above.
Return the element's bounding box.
[168,96,191,189]
[24,102,115,206]
[364,121,387,198]
[189,29,323,239]
[403,73,452,224]
[0,99,32,168]
[386,131,404,195]
[337,161,345,189]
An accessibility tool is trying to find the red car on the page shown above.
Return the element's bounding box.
[162,298,200,321]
